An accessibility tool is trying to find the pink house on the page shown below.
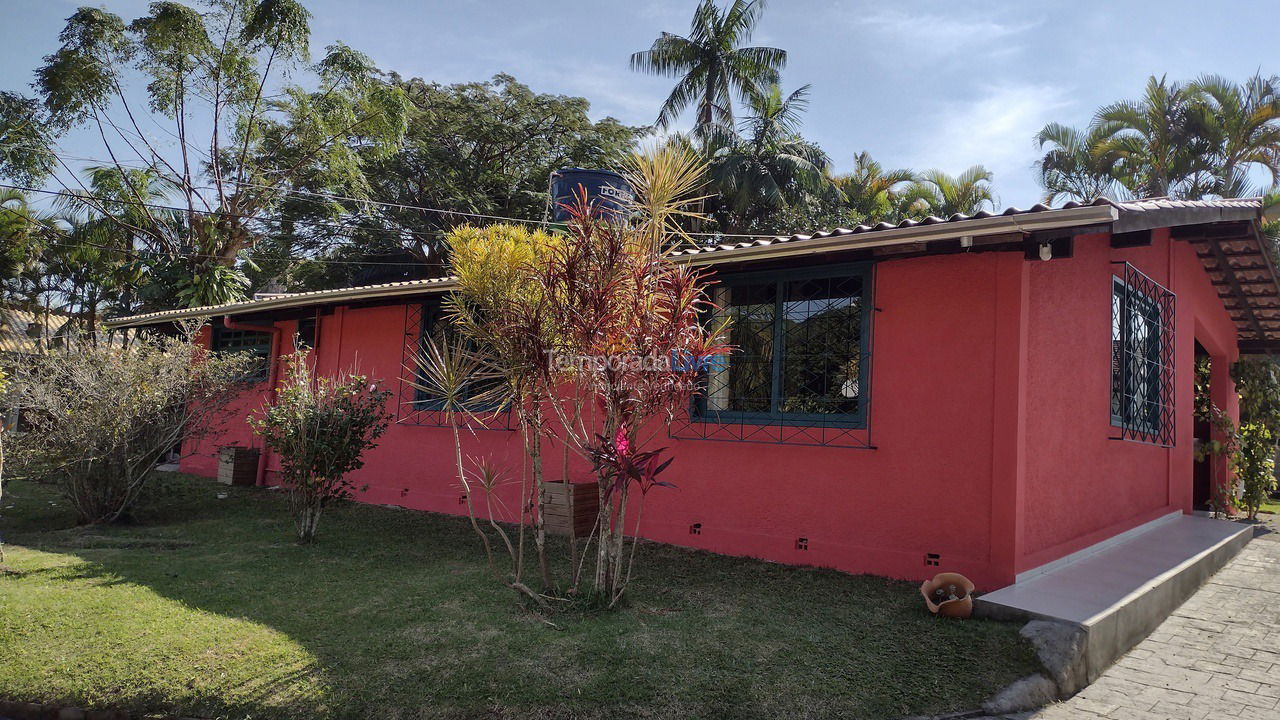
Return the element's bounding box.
[106,197,1277,593]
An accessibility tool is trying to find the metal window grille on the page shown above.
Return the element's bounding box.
[1110,262,1175,446]
[670,264,875,448]
[395,300,511,430]
[211,326,272,382]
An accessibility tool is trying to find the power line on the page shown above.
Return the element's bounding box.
[0,180,448,241]
[3,183,443,268]
[30,236,437,267]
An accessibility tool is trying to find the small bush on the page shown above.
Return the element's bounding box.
[4,328,252,524]
[1236,423,1276,519]
[249,349,391,543]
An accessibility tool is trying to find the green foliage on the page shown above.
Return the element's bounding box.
[3,169,165,325]
[248,349,391,542]
[706,84,832,233]
[2,328,253,524]
[832,152,915,223]
[34,7,132,130]
[1235,423,1276,519]
[631,0,785,132]
[0,93,56,186]
[1233,357,1280,433]
[0,190,52,284]
[173,261,253,307]
[1091,75,1213,199]
[899,166,995,219]
[240,0,312,61]
[263,73,637,290]
[1037,72,1280,201]
[1034,123,1121,203]
[24,0,407,312]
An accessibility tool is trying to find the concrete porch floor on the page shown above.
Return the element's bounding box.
[975,513,1256,683]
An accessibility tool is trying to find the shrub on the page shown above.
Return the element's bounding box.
[249,349,391,543]
[418,151,725,608]
[4,328,252,524]
[1236,423,1276,520]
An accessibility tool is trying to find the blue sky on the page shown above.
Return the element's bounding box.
[2,0,1276,213]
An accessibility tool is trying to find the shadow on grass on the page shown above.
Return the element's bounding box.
[1,474,1039,720]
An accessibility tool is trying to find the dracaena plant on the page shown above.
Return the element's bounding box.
[415,148,728,610]
[534,196,729,607]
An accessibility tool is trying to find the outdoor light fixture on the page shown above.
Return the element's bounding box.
[960,235,973,248]
[1039,242,1053,261]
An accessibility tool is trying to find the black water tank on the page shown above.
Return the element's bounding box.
[549,168,634,222]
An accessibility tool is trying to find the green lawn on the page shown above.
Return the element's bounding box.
[1259,498,1280,515]
[0,474,1037,720]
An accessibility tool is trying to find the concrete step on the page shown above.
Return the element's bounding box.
[975,513,1256,682]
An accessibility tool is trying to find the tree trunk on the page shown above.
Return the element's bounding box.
[527,406,553,590]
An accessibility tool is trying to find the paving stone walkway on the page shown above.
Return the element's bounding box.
[1031,523,1280,720]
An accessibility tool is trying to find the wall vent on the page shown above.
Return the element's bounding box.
[796,537,809,551]
[925,552,941,567]
[689,523,702,535]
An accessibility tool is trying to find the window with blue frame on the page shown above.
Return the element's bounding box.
[211,326,272,382]
[412,299,504,412]
[695,264,870,427]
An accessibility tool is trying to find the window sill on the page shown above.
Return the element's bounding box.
[689,412,866,430]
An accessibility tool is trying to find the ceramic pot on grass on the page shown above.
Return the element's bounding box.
[920,572,975,618]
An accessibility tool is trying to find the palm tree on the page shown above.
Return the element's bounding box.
[1091,75,1212,198]
[832,152,915,222]
[1034,123,1121,203]
[630,0,785,135]
[898,167,995,219]
[1190,73,1280,198]
[0,190,56,300]
[706,84,830,233]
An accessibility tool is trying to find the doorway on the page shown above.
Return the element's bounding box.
[1192,341,1212,511]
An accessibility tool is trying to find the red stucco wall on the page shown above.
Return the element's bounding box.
[181,231,1240,590]
[1018,231,1239,573]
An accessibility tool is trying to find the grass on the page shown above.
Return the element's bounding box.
[0,474,1038,720]
[1258,498,1280,515]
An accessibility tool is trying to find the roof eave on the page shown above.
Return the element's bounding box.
[674,204,1120,266]
[106,205,1122,329]
[104,278,460,329]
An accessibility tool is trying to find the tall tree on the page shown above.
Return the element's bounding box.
[899,167,995,219]
[706,84,830,234]
[832,151,915,222]
[1033,123,1121,203]
[30,1,407,308]
[1091,75,1212,198]
[631,0,785,134]
[263,74,640,290]
[1190,73,1280,197]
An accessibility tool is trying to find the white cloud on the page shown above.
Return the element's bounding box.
[858,9,1041,58]
[901,83,1072,206]
[560,64,667,123]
